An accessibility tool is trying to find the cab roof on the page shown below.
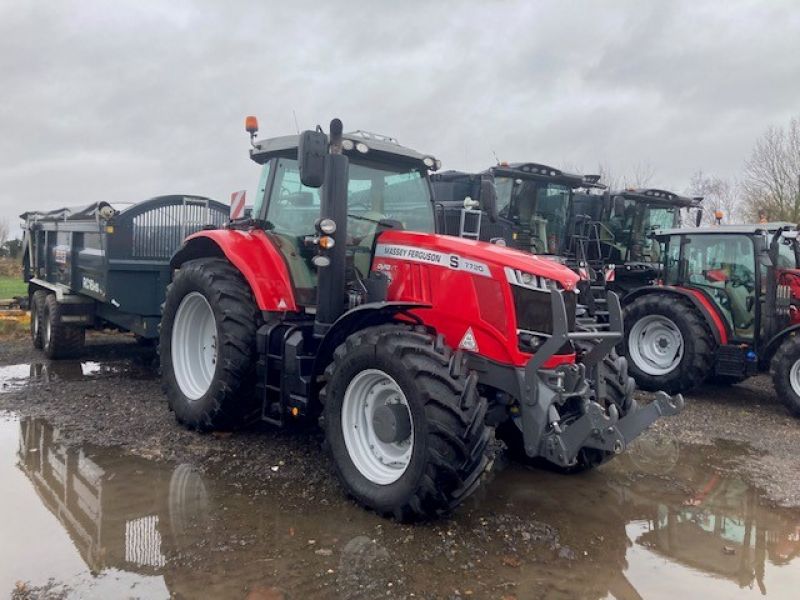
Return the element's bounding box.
[250,130,437,171]
[433,162,603,190]
[654,222,796,238]
[611,188,703,208]
[491,162,603,189]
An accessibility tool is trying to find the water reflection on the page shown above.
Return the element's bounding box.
[0,358,155,393]
[9,419,800,599]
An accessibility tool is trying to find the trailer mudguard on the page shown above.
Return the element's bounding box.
[171,229,298,312]
[622,285,730,345]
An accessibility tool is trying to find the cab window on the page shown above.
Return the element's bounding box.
[265,158,435,305]
[683,234,756,339]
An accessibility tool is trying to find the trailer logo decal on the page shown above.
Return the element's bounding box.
[374,244,491,277]
[82,276,104,295]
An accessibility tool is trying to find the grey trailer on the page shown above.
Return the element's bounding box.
[21,195,229,357]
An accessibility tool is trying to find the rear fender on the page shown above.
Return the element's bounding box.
[623,285,729,345]
[170,230,297,312]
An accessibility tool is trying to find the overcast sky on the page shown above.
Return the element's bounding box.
[1,0,799,233]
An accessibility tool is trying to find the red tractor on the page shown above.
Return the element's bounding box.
[623,223,800,416]
[160,118,683,520]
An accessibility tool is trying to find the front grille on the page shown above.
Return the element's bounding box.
[511,286,576,334]
[511,286,576,354]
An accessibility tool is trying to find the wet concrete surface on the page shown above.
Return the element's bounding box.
[2,334,800,598]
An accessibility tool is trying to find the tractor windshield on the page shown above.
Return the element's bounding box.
[264,157,434,304]
[495,176,571,254]
[607,197,677,263]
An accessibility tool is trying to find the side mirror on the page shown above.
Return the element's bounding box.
[479,174,498,223]
[695,209,703,227]
[298,129,328,188]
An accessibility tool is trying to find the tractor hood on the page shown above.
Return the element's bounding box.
[376,230,580,291]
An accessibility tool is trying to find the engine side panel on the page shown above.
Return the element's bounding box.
[373,230,575,368]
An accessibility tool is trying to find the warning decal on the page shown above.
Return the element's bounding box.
[374,244,491,277]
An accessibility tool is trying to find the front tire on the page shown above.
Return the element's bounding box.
[624,295,715,393]
[321,325,492,521]
[160,259,260,430]
[771,334,800,418]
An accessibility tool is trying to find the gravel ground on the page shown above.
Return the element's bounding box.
[1,332,799,508]
[646,373,800,506]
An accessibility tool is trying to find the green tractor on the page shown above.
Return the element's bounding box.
[573,187,704,296]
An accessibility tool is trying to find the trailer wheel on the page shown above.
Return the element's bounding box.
[30,290,47,349]
[624,294,715,393]
[321,325,492,521]
[42,294,85,359]
[160,258,260,430]
[771,334,800,418]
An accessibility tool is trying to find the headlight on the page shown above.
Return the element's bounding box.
[504,267,558,291]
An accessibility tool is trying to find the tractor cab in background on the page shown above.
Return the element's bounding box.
[433,163,605,259]
[579,188,704,296]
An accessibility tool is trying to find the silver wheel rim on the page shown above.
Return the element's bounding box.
[33,303,39,338]
[171,292,217,401]
[628,315,684,376]
[790,359,800,397]
[341,369,414,485]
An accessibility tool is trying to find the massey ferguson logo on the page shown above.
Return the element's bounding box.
[374,244,490,277]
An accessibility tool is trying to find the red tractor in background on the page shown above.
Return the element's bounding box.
[159,118,683,520]
[622,223,800,417]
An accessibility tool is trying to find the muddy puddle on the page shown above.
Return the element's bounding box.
[1,413,799,599]
[0,358,155,394]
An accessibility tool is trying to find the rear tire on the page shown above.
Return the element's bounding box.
[771,334,800,418]
[30,290,47,349]
[42,294,85,359]
[624,294,715,393]
[160,259,260,431]
[321,325,492,521]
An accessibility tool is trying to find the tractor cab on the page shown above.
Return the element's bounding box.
[433,163,604,257]
[590,189,703,295]
[653,222,799,345]
[249,129,440,308]
[603,189,703,264]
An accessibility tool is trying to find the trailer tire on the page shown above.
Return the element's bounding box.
[30,290,47,349]
[42,294,85,359]
[320,325,492,521]
[771,334,800,418]
[160,258,260,431]
[624,294,715,393]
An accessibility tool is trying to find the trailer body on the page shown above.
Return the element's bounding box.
[22,195,228,340]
